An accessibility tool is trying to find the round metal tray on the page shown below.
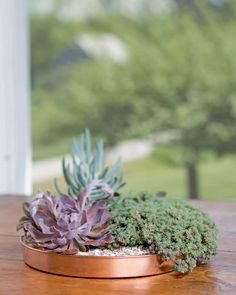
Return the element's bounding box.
[21,239,174,278]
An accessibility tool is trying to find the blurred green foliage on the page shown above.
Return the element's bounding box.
[32,2,236,155]
[31,0,236,198]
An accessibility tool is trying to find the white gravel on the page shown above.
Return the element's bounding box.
[76,247,151,256]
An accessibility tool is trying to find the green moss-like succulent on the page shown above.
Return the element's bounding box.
[108,192,218,273]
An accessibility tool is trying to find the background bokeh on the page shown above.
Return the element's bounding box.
[31,0,236,200]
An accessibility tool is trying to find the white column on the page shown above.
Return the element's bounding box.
[0,0,31,195]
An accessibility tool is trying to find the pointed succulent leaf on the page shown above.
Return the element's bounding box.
[71,143,78,165]
[54,178,64,195]
[85,128,91,163]
[22,202,31,218]
[68,186,77,199]
[79,134,85,162]
[93,147,100,174]
[62,159,79,191]
[97,139,104,170]
[76,165,87,187]
[99,167,109,179]
[17,215,31,231]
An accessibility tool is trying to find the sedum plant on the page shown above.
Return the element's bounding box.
[108,192,218,273]
[56,129,125,201]
[17,192,112,253]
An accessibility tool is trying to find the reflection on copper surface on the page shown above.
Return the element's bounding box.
[21,238,173,278]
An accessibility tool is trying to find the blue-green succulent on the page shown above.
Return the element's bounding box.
[56,129,125,201]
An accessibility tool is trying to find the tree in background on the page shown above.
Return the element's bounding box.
[124,2,236,199]
[85,3,236,199]
[31,1,236,199]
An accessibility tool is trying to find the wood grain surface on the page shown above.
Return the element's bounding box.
[0,195,235,295]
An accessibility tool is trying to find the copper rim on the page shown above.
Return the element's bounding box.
[20,238,174,278]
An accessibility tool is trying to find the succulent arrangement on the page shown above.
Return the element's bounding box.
[17,129,218,273]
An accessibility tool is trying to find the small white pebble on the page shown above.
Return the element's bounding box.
[76,247,151,257]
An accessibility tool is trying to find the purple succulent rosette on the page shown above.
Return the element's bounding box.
[17,192,112,254]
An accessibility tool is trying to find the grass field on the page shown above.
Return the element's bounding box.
[33,147,236,200]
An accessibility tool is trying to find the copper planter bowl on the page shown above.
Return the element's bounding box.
[21,239,174,278]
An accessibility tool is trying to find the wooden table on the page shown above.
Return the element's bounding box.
[0,195,235,295]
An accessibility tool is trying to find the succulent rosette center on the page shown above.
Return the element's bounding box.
[19,192,112,254]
